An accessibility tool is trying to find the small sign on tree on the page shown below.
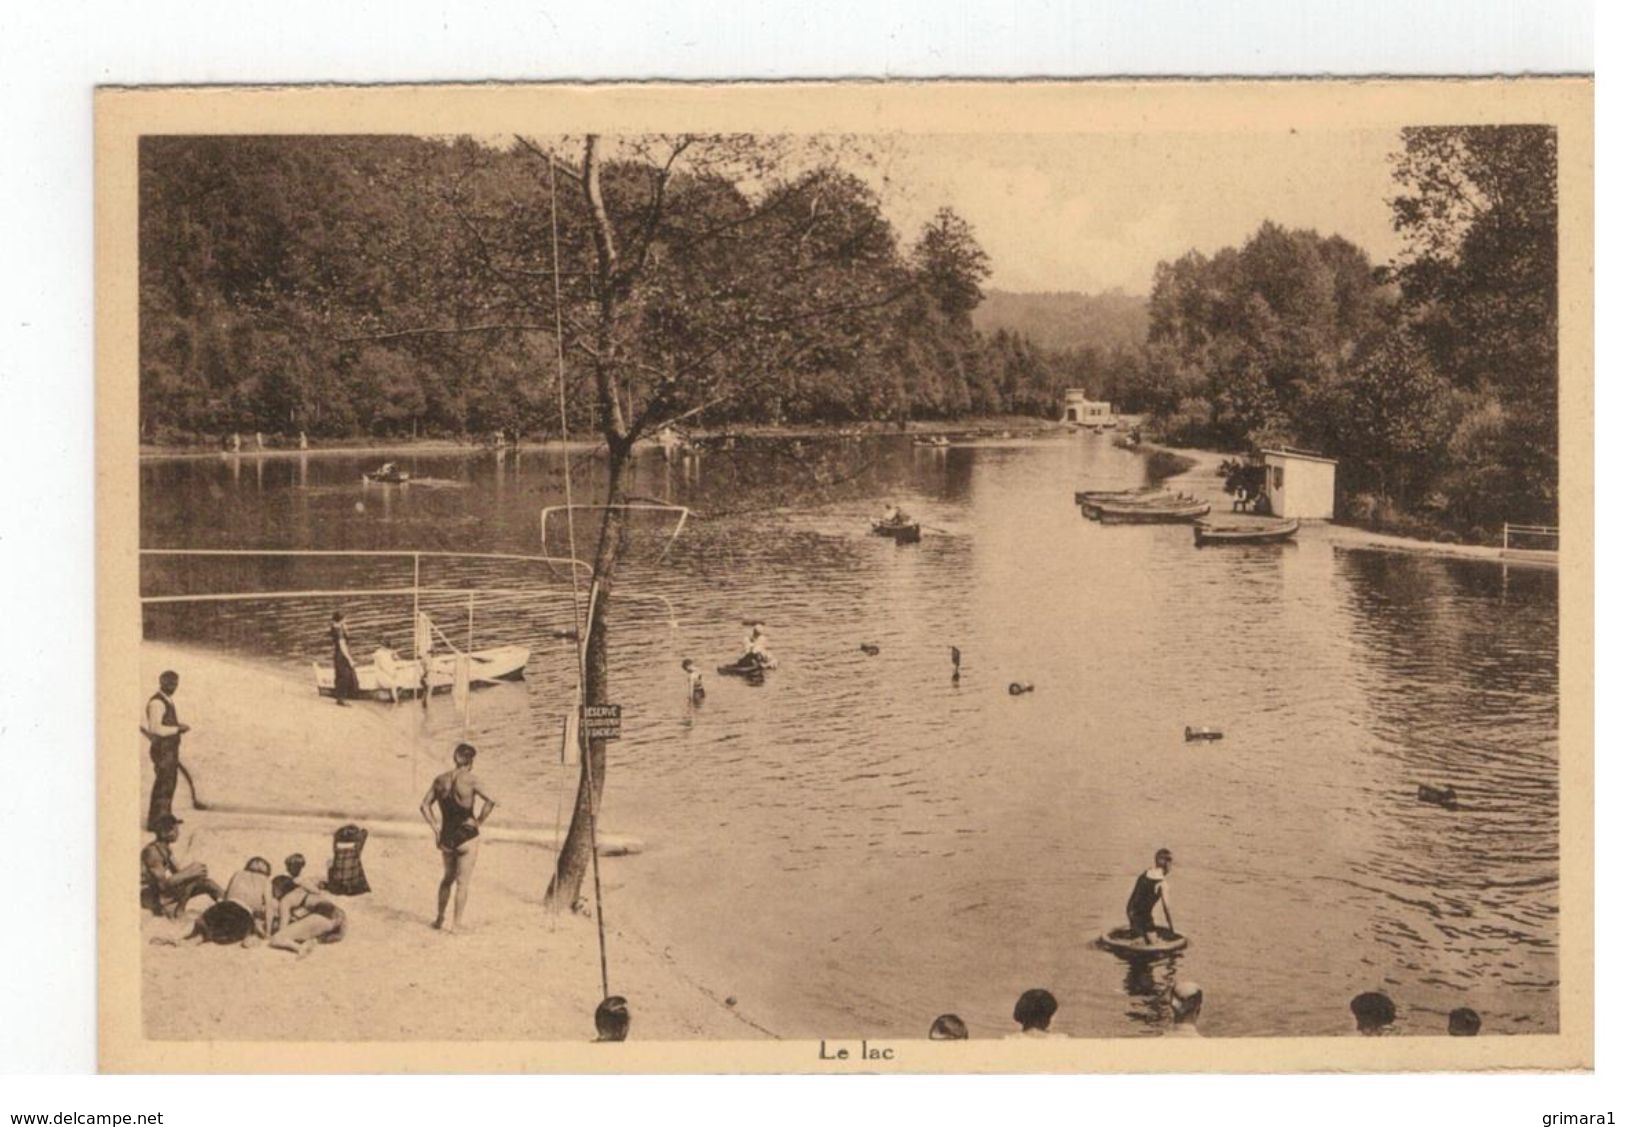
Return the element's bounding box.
[582,703,622,742]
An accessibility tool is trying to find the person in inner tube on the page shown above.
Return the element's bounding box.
[1125,848,1175,943]
[742,623,774,669]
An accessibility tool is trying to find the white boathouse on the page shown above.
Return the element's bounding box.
[1061,389,1112,426]
[1258,448,1338,520]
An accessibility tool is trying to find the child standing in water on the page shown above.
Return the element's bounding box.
[681,659,705,703]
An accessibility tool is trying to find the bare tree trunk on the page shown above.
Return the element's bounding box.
[543,445,629,910]
[544,134,631,912]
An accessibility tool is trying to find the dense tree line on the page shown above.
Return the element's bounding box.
[138,136,1065,444]
[1109,126,1558,528]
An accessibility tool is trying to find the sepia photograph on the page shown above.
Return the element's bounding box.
[95,79,1592,1072]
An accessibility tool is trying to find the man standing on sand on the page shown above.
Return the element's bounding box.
[142,670,191,831]
[419,743,497,933]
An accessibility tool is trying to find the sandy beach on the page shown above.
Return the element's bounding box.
[137,643,770,1042]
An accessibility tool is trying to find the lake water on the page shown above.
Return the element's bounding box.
[139,435,1560,1039]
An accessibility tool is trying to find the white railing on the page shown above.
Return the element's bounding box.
[1502,523,1559,553]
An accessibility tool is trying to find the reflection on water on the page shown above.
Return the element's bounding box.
[140,437,1560,1038]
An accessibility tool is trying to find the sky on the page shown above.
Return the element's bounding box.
[865,129,1408,294]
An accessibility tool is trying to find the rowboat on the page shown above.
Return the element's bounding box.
[1098,926,1189,958]
[1091,497,1211,524]
[1192,517,1299,545]
[872,519,922,544]
[362,468,411,485]
[1075,487,1169,516]
[312,644,529,701]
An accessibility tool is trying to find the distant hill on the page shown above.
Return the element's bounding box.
[972,289,1149,354]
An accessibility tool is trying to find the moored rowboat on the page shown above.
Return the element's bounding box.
[1091,497,1211,524]
[313,644,529,701]
[1192,517,1300,545]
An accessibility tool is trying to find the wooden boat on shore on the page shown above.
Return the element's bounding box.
[1193,517,1299,546]
[313,644,529,701]
[1098,926,1189,958]
[1091,496,1211,524]
[872,519,922,544]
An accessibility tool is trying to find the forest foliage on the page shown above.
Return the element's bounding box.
[138,135,1072,444]
[140,126,1559,525]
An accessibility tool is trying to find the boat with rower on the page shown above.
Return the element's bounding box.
[1192,516,1300,546]
[871,518,922,544]
[312,644,530,701]
[362,463,411,485]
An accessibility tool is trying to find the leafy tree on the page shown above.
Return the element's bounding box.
[1389,125,1558,521]
[1316,326,1455,508]
[911,207,991,322]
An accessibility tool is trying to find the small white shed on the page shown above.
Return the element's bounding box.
[1259,448,1338,520]
[1062,389,1112,426]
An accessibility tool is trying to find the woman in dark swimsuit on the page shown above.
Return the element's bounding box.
[419,743,497,933]
[331,611,359,705]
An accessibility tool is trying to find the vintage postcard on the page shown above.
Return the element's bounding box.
[97,79,1593,1072]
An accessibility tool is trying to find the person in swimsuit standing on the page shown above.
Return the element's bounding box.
[419,743,497,933]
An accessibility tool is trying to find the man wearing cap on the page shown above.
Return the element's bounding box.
[140,815,222,919]
[1125,848,1176,944]
[142,671,191,831]
[1166,981,1204,1037]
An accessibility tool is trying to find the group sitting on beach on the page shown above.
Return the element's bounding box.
[143,816,349,958]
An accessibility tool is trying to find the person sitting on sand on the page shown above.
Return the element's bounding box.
[1007,988,1063,1038]
[1350,991,1396,1035]
[140,815,222,918]
[270,872,347,959]
[271,853,320,903]
[162,857,275,946]
[373,638,404,704]
[420,743,497,933]
[1165,981,1204,1037]
[681,659,705,703]
[594,996,630,1042]
[928,1014,968,1040]
[1125,848,1176,944]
